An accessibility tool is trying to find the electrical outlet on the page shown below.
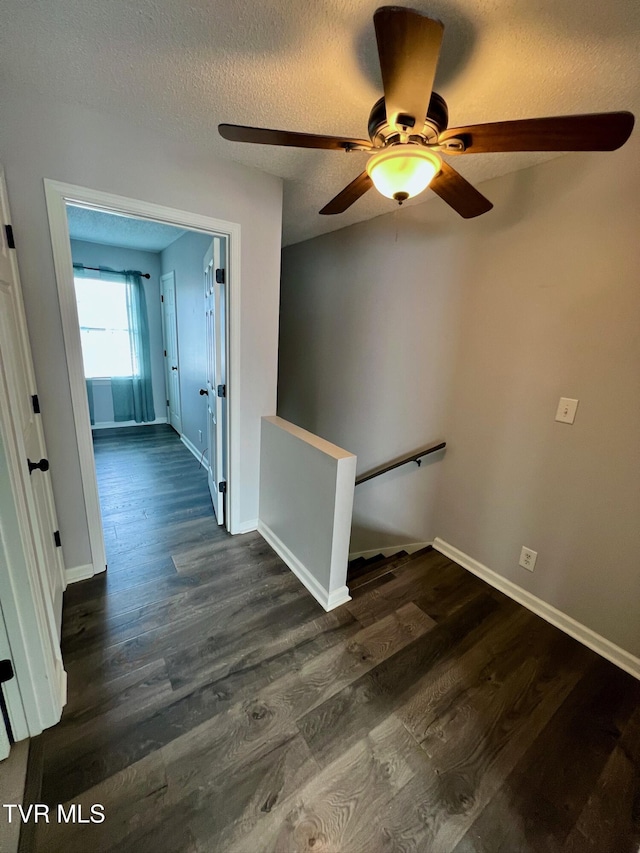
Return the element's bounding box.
[198,430,203,443]
[519,546,537,572]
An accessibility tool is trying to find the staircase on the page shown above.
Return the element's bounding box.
[347,545,434,592]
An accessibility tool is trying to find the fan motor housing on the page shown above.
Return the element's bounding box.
[368,92,449,146]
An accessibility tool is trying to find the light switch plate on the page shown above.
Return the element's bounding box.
[555,397,579,424]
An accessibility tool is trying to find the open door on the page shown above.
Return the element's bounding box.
[0,606,14,759]
[160,271,182,434]
[0,177,65,626]
[203,237,227,525]
[0,166,66,735]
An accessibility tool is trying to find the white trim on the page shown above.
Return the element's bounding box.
[348,540,433,561]
[43,180,242,563]
[160,270,182,434]
[258,521,351,612]
[180,433,206,466]
[44,185,106,577]
[55,659,67,708]
[226,227,241,536]
[92,417,168,430]
[65,563,99,585]
[433,537,640,681]
[234,518,259,535]
[261,416,355,460]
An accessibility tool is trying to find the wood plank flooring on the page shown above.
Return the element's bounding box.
[30,424,640,852]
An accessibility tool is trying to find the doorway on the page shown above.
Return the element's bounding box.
[44,182,241,577]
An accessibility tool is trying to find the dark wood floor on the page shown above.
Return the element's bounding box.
[30,424,640,852]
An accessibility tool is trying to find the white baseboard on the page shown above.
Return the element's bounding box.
[65,563,97,584]
[92,417,168,430]
[433,537,640,681]
[348,540,433,561]
[258,521,351,612]
[56,660,68,709]
[181,433,207,466]
[233,518,259,535]
[181,434,256,536]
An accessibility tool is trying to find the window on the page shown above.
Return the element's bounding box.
[74,277,137,378]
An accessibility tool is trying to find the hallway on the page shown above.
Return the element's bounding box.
[25,427,640,852]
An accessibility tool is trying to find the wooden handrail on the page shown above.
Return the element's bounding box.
[355,441,446,486]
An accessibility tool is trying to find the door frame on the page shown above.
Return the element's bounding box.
[203,238,228,525]
[44,180,241,576]
[159,271,182,434]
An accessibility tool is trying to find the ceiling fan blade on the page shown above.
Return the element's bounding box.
[319,171,373,215]
[440,112,635,154]
[219,123,371,151]
[430,161,493,218]
[374,7,444,132]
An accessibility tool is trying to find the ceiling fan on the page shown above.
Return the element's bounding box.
[219,6,634,219]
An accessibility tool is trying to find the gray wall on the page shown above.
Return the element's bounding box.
[0,94,282,570]
[160,231,214,453]
[70,239,166,423]
[278,135,640,657]
[278,215,457,554]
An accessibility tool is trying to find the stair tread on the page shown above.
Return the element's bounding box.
[348,550,404,576]
[347,549,415,589]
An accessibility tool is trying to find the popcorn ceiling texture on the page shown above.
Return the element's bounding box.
[66,206,187,252]
[2,0,638,245]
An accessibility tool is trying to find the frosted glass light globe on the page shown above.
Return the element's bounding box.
[366,146,441,202]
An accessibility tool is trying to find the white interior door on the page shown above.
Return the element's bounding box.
[0,172,65,620]
[160,271,182,434]
[0,606,14,759]
[0,166,66,735]
[204,237,227,525]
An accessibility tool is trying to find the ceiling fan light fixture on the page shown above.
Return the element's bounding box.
[366,146,441,203]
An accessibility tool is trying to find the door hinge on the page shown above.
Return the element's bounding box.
[166,399,170,407]
[4,224,15,250]
[31,394,41,414]
[53,530,62,548]
[217,384,226,398]
[218,481,227,494]
[215,268,225,284]
[0,659,14,684]
[161,294,164,302]
[164,350,167,357]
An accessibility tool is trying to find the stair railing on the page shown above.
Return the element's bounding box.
[354,441,446,486]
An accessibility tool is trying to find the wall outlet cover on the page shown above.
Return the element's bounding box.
[519,546,537,572]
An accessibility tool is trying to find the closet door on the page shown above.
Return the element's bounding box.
[0,166,66,737]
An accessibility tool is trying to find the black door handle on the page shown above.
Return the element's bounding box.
[199,388,208,396]
[28,458,50,474]
[0,659,14,683]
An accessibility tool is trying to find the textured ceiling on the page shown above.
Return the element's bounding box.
[66,205,186,252]
[2,0,639,245]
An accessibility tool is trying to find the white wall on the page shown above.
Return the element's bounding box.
[160,231,214,453]
[70,239,166,424]
[278,136,640,658]
[0,94,282,570]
